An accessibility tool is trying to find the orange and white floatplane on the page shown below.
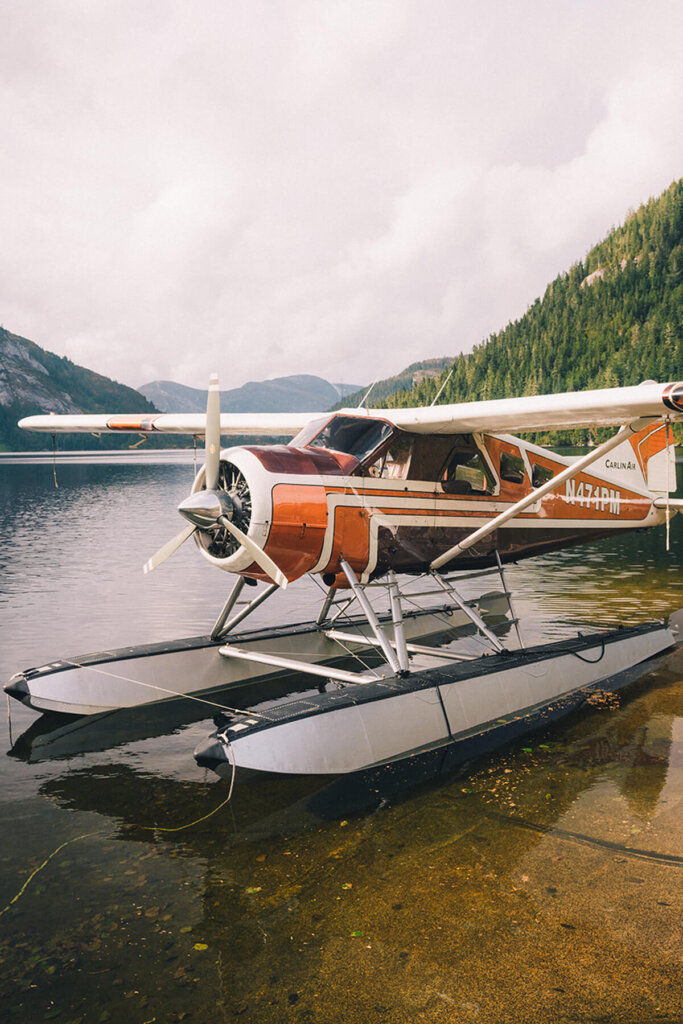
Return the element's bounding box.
[6,377,683,776]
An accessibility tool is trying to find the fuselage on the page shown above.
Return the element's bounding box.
[189,413,673,586]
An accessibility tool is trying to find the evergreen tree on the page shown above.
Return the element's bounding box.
[381,178,683,442]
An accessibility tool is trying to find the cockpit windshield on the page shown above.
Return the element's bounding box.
[300,415,395,463]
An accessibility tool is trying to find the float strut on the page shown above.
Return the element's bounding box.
[430,571,505,653]
[388,571,410,674]
[339,560,402,675]
[494,551,524,649]
[212,582,279,639]
[316,586,336,626]
[211,576,247,639]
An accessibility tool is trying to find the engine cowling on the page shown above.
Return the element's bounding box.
[189,445,341,583]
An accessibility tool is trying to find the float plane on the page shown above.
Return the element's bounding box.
[6,378,683,776]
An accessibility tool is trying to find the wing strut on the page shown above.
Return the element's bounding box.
[431,416,661,570]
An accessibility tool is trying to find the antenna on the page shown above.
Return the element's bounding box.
[430,367,453,407]
[358,381,376,409]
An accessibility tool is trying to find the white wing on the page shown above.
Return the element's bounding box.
[18,381,683,436]
[18,412,316,436]
[383,381,683,433]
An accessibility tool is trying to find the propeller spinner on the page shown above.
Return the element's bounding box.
[143,374,287,588]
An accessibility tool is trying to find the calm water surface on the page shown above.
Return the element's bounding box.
[0,454,682,1023]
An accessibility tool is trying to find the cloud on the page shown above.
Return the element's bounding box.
[0,0,681,394]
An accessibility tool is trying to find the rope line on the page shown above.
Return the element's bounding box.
[665,416,671,552]
[135,791,235,834]
[6,693,13,748]
[0,831,102,917]
[570,638,606,664]
[0,786,236,917]
[490,810,683,867]
[51,434,59,489]
[62,659,273,720]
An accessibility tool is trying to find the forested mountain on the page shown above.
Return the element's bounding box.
[385,178,683,442]
[0,328,164,451]
[139,375,363,414]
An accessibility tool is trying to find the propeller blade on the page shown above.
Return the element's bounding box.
[205,373,221,491]
[219,515,288,589]
[143,523,197,574]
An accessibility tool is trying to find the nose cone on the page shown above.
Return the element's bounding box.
[194,736,233,776]
[177,489,224,530]
[4,674,30,706]
[664,381,683,413]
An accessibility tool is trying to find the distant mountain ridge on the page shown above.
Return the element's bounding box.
[0,327,365,451]
[138,376,363,414]
[0,327,162,451]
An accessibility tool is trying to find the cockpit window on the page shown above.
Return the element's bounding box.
[381,434,413,477]
[304,415,395,463]
[365,433,414,478]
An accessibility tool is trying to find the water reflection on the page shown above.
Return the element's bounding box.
[506,516,683,633]
[1,456,682,1023]
[1,646,680,1023]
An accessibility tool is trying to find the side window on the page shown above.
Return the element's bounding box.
[442,450,493,494]
[531,461,555,488]
[500,450,525,485]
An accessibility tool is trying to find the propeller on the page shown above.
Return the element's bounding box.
[143,374,288,588]
[143,523,197,575]
[176,490,288,588]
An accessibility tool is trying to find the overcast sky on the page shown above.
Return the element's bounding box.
[1,1,681,392]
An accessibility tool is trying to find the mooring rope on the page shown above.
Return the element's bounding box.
[665,416,672,553]
[0,830,102,918]
[6,693,13,748]
[51,434,59,489]
[0,772,238,918]
[489,810,683,867]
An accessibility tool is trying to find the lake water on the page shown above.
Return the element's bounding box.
[1,453,682,1023]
